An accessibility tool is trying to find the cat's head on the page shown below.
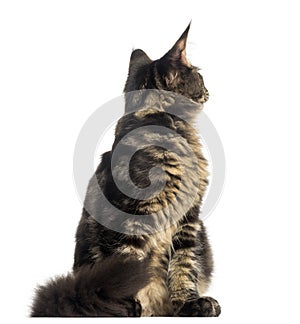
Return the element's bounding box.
[124,23,209,105]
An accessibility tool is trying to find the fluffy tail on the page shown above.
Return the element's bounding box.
[31,256,149,317]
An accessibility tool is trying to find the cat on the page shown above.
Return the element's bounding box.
[31,256,149,316]
[73,23,221,317]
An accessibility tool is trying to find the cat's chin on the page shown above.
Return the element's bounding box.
[194,100,204,108]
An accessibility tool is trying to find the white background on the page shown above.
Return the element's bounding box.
[1,0,300,323]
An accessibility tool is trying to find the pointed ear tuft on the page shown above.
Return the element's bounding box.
[161,23,191,66]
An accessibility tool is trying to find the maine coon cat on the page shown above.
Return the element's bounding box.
[73,23,221,316]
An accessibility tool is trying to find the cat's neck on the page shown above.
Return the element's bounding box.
[124,89,203,123]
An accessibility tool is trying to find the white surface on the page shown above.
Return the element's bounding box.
[1,0,300,322]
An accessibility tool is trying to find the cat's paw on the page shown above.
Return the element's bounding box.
[178,296,221,317]
[126,298,142,317]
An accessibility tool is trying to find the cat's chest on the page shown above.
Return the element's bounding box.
[115,225,177,261]
[144,224,177,256]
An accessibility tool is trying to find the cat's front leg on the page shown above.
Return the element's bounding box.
[168,217,221,317]
[177,296,221,317]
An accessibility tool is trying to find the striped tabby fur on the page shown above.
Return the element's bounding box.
[74,23,221,316]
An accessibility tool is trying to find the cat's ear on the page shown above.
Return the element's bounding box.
[161,23,191,67]
[128,49,152,71]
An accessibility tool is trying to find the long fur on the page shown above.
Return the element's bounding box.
[32,23,220,318]
[31,257,149,317]
[73,24,220,317]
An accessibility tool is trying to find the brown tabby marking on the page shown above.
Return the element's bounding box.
[71,23,221,317]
